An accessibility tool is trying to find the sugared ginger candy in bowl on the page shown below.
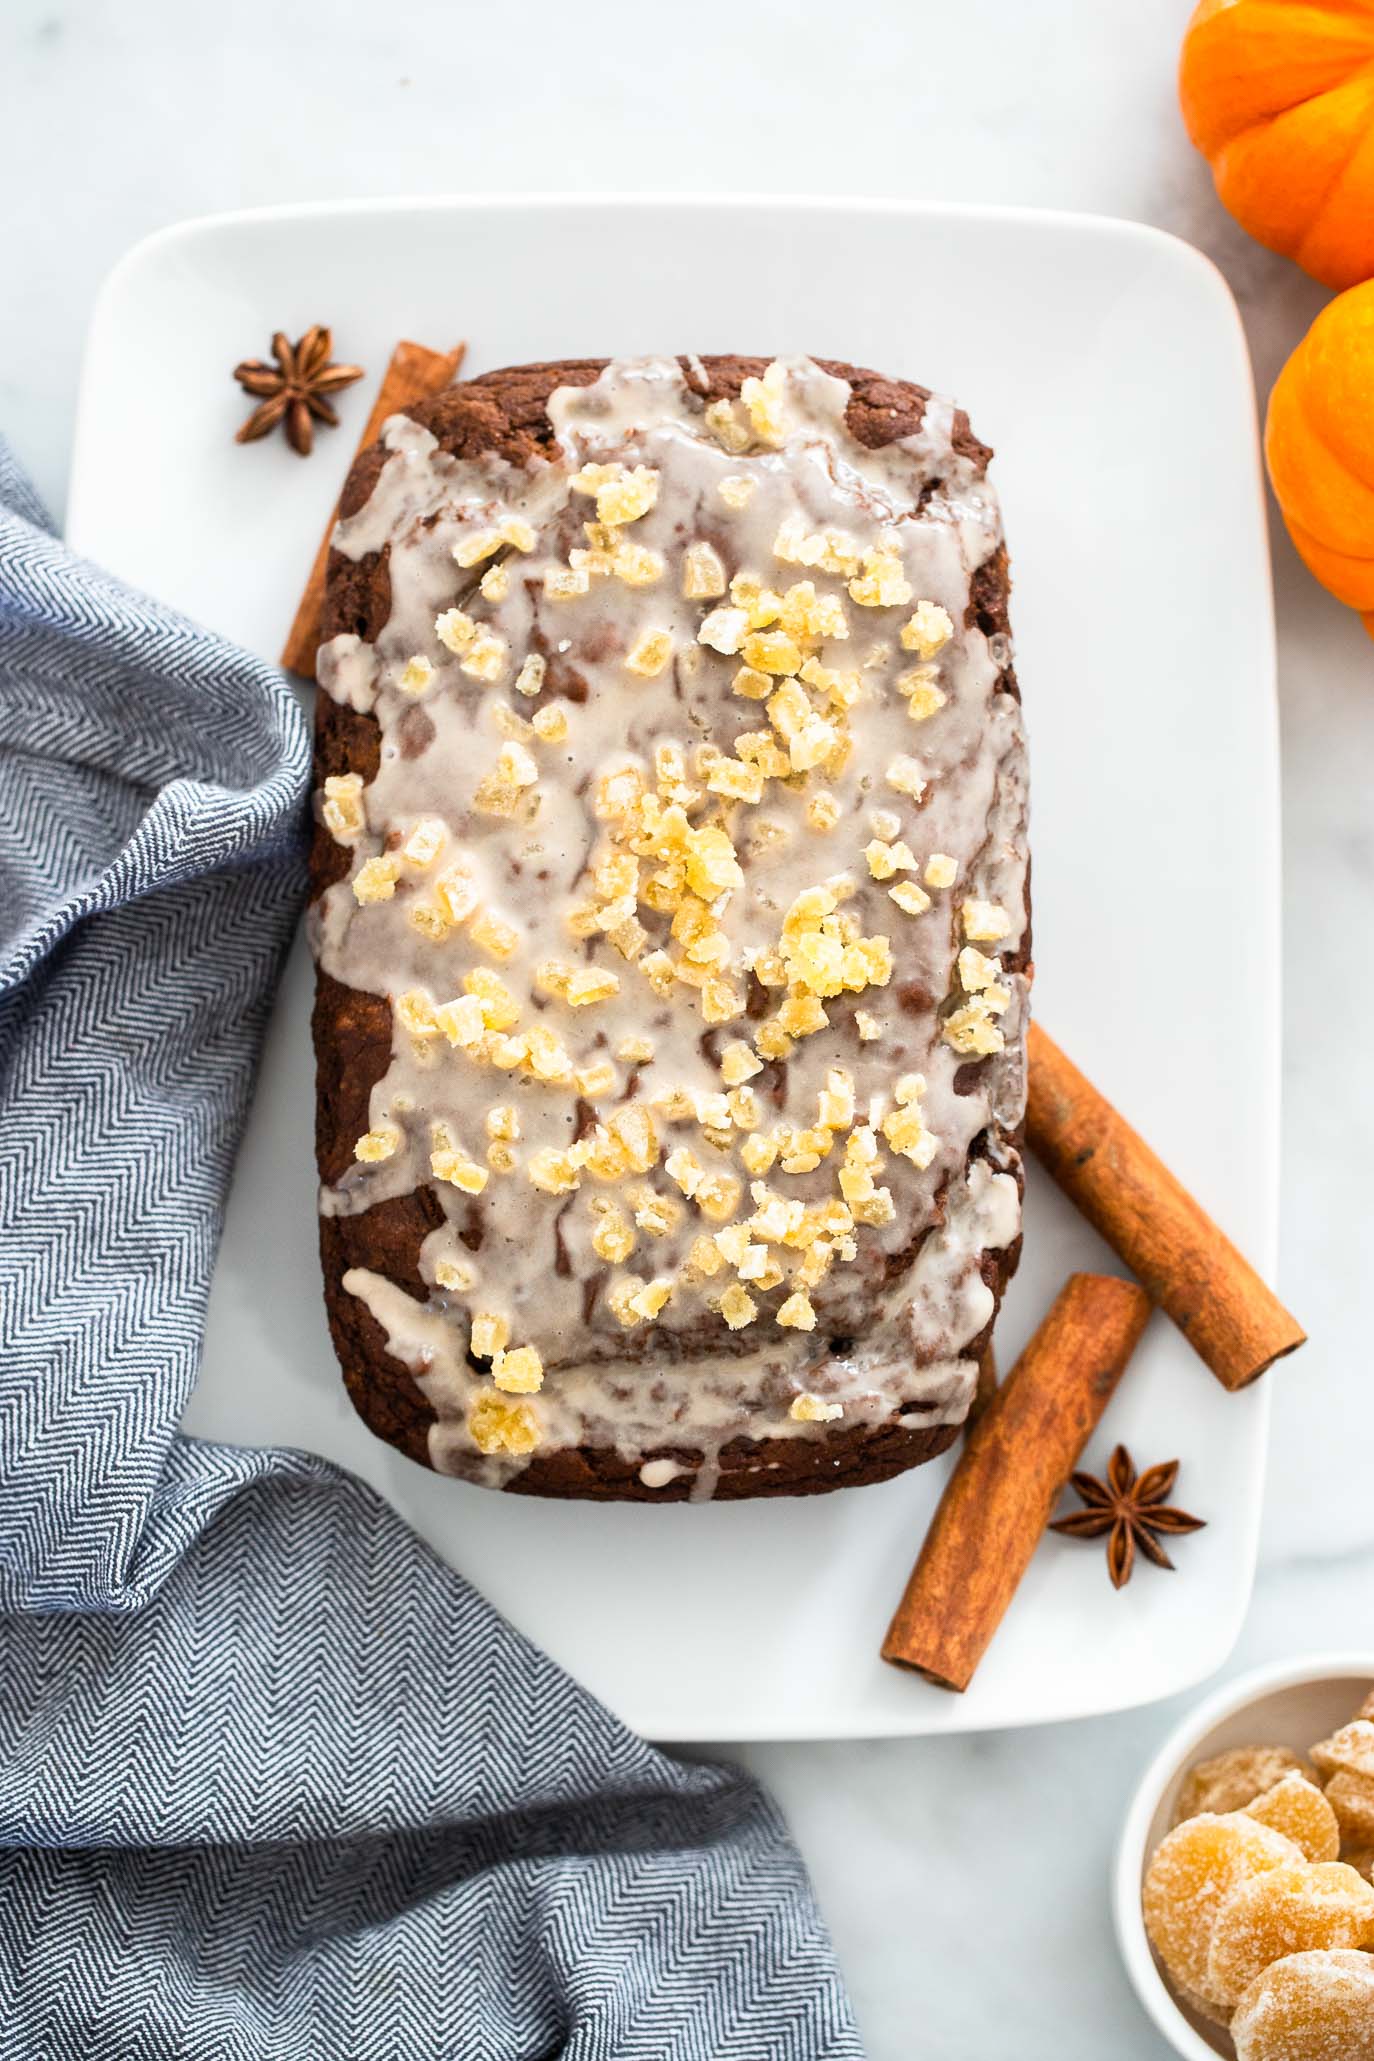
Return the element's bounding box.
[1173,1750,1323,1830]
[1232,1950,1374,2061]
[1142,1685,1374,2053]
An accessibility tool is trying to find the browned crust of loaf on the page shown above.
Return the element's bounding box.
[312,355,1026,1499]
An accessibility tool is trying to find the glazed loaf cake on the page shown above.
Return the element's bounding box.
[310,353,1029,1501]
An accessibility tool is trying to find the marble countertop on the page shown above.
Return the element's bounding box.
[5,1,1370,2052]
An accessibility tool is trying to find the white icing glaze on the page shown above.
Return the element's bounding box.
[314,356,1028,1495]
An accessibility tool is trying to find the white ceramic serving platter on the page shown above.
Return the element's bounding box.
[69,197,1278,1741]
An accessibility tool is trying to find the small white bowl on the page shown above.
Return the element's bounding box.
[1114,1651,1374,2059]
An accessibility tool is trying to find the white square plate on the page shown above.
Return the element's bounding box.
[68,197,1278,1740]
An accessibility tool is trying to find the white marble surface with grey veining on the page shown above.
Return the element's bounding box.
[4,2,1371,2053]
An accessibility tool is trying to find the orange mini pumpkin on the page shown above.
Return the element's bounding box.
[1265,277,1374,637]
[1180,0,1374,290]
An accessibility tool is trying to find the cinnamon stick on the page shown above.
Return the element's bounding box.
[280,339,466,679]
[882,1272,1151,1691]
[1026,1022,1304,1392]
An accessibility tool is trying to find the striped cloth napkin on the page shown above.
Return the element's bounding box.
[0,442,863,2061]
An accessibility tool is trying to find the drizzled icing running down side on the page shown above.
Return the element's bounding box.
[311,355,1029,1498]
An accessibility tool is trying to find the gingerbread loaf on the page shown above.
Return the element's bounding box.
[310,353,1029,1501]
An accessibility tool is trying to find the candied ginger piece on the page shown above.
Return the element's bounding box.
[1312,1722,1374,1783]
[1232,1948,1374,2061]
[1207,1863,1374,2009]
[1143,1814,1301,2001]
[1246,1775,1342,1865]
[1174,1748,1315,1827]
[1326,1771,1374,1851]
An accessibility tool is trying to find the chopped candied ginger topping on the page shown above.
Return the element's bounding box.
[469,1310,510,1359]
[924,853,957,889]
[706,756,765,803]
[500,516,536,552]
[773,521,862,578]
[434,1255,476,1292]
[817,1068,856,1130]
[898,668,947,722]
[430,1145,488,1193]
[544,564,591,601]
[473,741,538,816]
[855,1010,882,1041]
[354,1124,400,1163]
[513,653,546,697]
[703,398,752,453]
[527,1148,580,1195]
[625,629,674,678]
[890,882,931,916]
[880,1077,939,1169]
[532,704,568,742]
[943,993,1009,1057]
[738,360,790,446]
[720,1040,762,1086]
[591,1206,636,1263]
[961,898,1013,942]
[778,884,892,1003]
[900,600,954,658]
[806,790,841,831]
[718,474,755,509]
[628,1277,673,1322]
[465,967,521,1029]
[776,1289,817,1330]
[958,946,1002,992]
[395,989,439,1038]
[848,532,913,610]
[479,562,509,603]
[570,460,660,526]
[468,1391,539,1456]
[429,1113,488,1182]
[452,528,502,569]
[434,610,475,656]
[885,755,926,800]
[732,664,772,701]
[322,773,365,844]
[695,1170,742,1222]
[791,1391,842,1423]
[719,1283,758,1330]
[352,854,399,904]
[491,1345,543,1394]
[682,542,727,599]
[743,630,802,678]
[398,654,434,696]
[493,703,534,742]
[565,967,620,1006]
[402,817,445,868]
[460,629,508,682]
[630,1186,683,1239]
[698,605,749,655]
[485,1104,521,1142]
[612,540,666,587]
[865,838,916,881]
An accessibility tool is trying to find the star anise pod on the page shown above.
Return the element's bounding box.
[232,326,364,456]
[1050,1444,1205,1589]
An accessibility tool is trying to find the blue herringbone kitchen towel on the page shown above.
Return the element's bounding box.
[0,443,863,2061]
